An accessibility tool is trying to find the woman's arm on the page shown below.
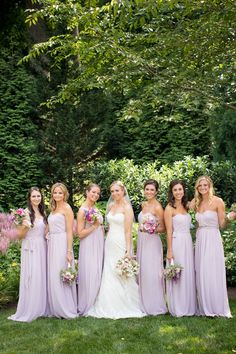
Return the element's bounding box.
[164,205,174,260]
[64,204,75,264]
[124,204,134,257]
[77,208,100,239]
[216,197,227,229]
[154,203,166,233]
[17,224,30,240]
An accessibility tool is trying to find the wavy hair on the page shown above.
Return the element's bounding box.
[194,176,214,210]
[168,179,188,209]
[50,182,69,211]
[27,187,47,225]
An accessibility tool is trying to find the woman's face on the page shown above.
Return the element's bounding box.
[144,184,157,200]
[197,179,210,195]
[86,186,100,203]
[172,183,184,201]
[30,190,42,207]
[53,186,64,203]
[110,184,125,201]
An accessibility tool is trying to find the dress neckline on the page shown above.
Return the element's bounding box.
[196,210,217,215]
[51,212,65,217]
[172,213,189,218]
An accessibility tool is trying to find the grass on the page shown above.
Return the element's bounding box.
[0,300,236,354]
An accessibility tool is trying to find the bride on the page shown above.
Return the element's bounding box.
[87,181,146,319]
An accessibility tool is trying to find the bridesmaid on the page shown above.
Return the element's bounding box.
[47,182,77,319]
[191,175,231,317]
[8,187,48,322]
[77,183,104,315]
[137,179,167,315]
[164,180,196,317]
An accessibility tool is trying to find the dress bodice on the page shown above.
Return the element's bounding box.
[25,218,46,240]
[172,214,191,234]
[48,213,66,233]
[138,211,158,224]
[107,212,124,228]
[196,210,219,228]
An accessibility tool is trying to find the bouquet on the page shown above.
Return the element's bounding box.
[163,260,183,281]
[11,208,30,226]
[230,203,236,212]
[140,215,159,235]
[115,256,140,278]
[60,263,78,286]
[0,213,18,253]
[84,208,100,225]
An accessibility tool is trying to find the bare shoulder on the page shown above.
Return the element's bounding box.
[124,202,133,214]
[164,204,174,215]
[155,200,164,211]
[64,203,73,215]
[213,196,225,207]
[188,198,196,210]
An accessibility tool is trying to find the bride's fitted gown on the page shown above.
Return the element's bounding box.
[195,210,231,317]
[87,212,145,319]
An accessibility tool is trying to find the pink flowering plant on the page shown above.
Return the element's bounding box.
[84,208,102,225]
[140,215,159,235]
[60,263,78,286]
[0,213,18,253]
[115,256,140,278]
[163,260,183,281]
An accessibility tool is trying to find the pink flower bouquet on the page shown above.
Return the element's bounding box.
[11,208,30,226]
[84,208,102,225]
[115,256,140,278]
[140,215,159,234]
[60,264,78,286]
[163,260,183,281]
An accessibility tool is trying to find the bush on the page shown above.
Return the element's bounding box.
[0,242,21,307]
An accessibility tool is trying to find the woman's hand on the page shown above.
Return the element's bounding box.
[67,250,73,264]
[167,249,173,261]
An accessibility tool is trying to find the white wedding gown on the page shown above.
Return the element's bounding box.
[87,212,146,319]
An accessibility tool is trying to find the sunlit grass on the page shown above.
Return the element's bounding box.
[0,300,235,354]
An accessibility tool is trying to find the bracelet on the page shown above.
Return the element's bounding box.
[67,250,72,253]
[226,213,231,221]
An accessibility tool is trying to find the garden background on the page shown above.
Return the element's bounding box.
[0,1,236,353]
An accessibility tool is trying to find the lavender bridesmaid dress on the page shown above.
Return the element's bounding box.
[8,219,47,322]
[47,213,77,319]
[195,210,231,317]
[78,209,104,315]
[137,212,167,315]
[166,214,196,317]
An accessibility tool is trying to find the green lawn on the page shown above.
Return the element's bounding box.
[0,300,236,354]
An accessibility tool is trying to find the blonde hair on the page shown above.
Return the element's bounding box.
[50,182,69,211]
[194,176,214,210]
[109,180,127,195]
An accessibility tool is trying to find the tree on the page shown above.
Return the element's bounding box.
[0,48,44,209]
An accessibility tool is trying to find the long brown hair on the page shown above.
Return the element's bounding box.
[27,187,47,225]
